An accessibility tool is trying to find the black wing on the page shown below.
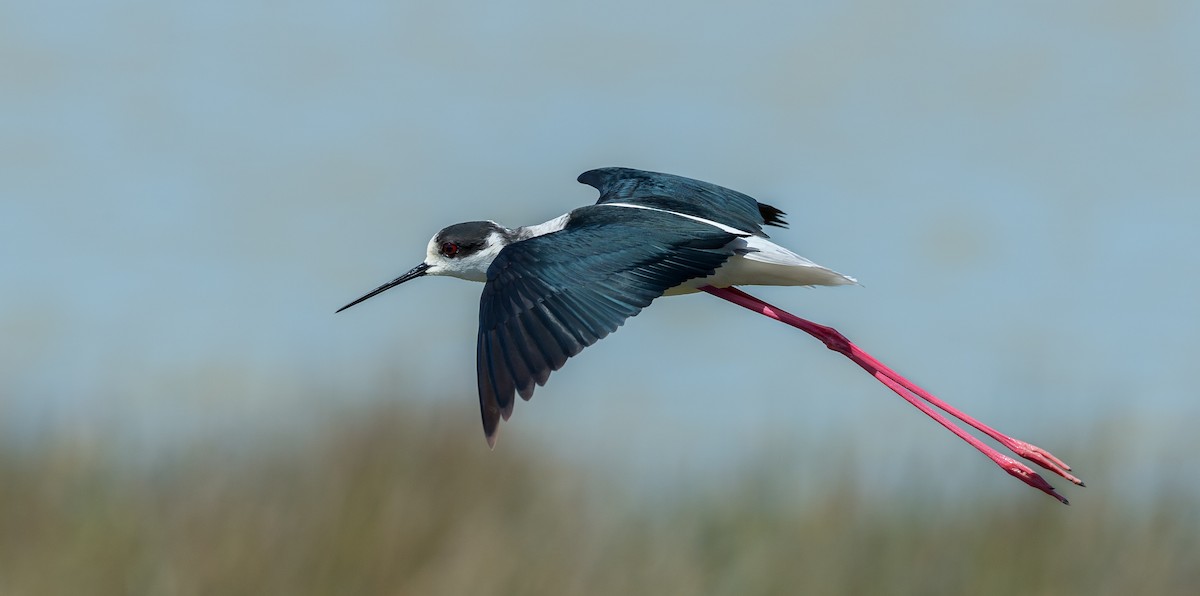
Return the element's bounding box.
[476,206,743,445]
[577,167,788,236]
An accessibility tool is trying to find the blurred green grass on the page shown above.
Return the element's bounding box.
[1,399,1195,596]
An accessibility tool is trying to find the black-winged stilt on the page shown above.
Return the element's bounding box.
[338,167,1083,503]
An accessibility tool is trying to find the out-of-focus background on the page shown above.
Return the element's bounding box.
[3,1,1198,594]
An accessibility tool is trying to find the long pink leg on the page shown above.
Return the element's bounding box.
[702,286,1083,504]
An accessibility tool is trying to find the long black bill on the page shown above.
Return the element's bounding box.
[336,263,430,313]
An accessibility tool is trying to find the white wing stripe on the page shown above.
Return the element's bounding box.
[598,202,751,236]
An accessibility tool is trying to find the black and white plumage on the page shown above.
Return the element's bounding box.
[338,167,855,446]
[337,166,1086,504]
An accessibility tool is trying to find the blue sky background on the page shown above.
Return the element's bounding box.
[3,1,1197,498]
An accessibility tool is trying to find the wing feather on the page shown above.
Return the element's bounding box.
[578,167,788,235]
[476,206,742,445]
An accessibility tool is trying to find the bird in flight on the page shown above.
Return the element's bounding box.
[337,167,1083,503]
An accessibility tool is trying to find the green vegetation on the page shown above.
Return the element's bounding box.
[1,401,1194,595]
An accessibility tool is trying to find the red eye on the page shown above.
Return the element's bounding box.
[441,242,460,257]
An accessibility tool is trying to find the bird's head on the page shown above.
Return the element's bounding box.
[336,220,509,313]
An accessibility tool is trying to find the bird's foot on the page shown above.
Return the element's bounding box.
[1000,438,1086,487]
[994,454,1070,505]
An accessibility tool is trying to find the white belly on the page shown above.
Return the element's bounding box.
[665,236,856,296]
[591,203,856,296]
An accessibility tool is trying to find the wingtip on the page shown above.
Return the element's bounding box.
[576,167,615,190]
[757,202,788,229]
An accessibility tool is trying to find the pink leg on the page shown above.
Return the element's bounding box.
[702,286,1083,504]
